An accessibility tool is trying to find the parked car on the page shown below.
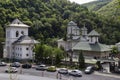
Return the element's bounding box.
[10,62,21,68]
[84,66,94,74]
[5,67,18,73]
[47,66,56,72]
[58,68,68,74]
[22,63,31,69]
[114,67,120,74]
[69,70,82,77]
[36,64,47,71]
[0,62,7,66]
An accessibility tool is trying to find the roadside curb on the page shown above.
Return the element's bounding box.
[94,71,120,79]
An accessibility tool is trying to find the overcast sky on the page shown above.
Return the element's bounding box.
[69,0,97,4]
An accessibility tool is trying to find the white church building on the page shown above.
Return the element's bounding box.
[3,19,39,60]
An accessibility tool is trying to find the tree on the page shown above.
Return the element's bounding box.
[96,61,103,70]
[34,44,44,63]
[118,0,120,8]
[0,26,4,58]
[110,46,119,58]
[43,45,53,64]
[78,51,85,69]
[53,48,64,65]
[55,53,61,65]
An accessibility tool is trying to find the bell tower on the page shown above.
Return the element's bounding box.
[88,30,100,44]
[4,19,30,59]
[67,21,80,40]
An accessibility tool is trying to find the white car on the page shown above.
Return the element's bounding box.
[5,67,18,73]
[69,70,82,77]
[0,62,7,66]
[36,64,47,71]
[58,68,68,74]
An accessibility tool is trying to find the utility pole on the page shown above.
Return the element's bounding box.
[31,38,35,63]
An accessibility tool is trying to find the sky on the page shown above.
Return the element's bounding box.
[69,0,97,4]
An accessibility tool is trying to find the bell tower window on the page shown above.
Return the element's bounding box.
[16,31,19,37]
[21,31,24,35]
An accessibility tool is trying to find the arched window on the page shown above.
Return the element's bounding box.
[21,31,24,35]
[26,54,29,56]
[16,31,19,37]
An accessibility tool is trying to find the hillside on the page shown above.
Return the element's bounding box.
[0,0,120,47]
[97,0,120,18]
[0,0,89,40]
[83,0,112,11]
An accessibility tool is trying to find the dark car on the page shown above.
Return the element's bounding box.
[114,67,120,74]
[84,66,94,74]
[22,63,31,69]
[10,62,21,68]
[36,64,47,71]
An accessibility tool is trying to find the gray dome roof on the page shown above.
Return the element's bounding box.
[13,35,39,44]
[81,26,87,31]
[7,19,30,28]
[11,19,23,24]
[88,30,100,36]
[68,21,77,26]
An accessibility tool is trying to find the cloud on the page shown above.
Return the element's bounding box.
[69,0,97,4]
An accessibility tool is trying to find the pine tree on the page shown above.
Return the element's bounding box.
[55,53,61,65]
[78,51,85,69]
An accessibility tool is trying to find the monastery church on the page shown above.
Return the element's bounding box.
[3,19,39,60]
[58,21,110,61]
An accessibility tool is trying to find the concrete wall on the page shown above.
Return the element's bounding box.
[73,50,110,59]
[13,44,33,60]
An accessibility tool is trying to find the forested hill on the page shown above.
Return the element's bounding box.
[97,0,120,18]
[83,0,120,19]
[0,0,89,40]
[82,0,112,11]
[0,0,120,46]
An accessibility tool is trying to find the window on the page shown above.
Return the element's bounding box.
[91,36,93,42]
[7,31,10,38]
[21,31,24,35]
[13,47,14,50]
[26,48,29,50]
[26,54,29,56]
[16,31,19,37]
[7,41,9,44]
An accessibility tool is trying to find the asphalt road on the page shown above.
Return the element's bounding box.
[0,65,120,80]
[0,73,57,80]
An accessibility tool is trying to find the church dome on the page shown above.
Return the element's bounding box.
[88,30,100,36]
[7,19,30,28]
[68,21,77,26]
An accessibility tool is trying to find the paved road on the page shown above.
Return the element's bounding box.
[0,66,120,80]
[0,73,57,80]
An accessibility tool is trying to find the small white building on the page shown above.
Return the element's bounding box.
[4,19,39,60]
